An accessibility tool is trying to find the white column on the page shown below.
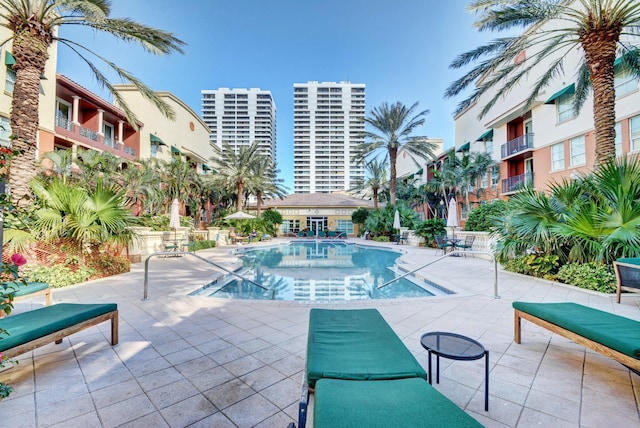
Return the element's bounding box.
[72,96,80,125]
[97,109,104,136]
[118,120,124,143]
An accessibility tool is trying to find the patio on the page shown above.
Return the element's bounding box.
[2,238,640,427]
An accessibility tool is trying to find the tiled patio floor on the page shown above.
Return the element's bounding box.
[2,238,640,427]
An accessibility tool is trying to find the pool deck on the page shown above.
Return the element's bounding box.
[2,238,640,427]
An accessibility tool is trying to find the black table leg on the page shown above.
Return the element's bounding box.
[427,351,432,384]
[484,350,489,411]
[436,355,440,383]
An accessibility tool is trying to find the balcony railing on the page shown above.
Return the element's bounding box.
[501,133,534,158]
[123,146,136,156]
[55,116,73,131]
[79,126,99,142]
[502,172,534,193]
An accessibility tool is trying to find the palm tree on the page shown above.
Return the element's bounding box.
[348,158,388,209]
[446,0,640,167]
[246,157,287,216]
[0,0,185,204]
[209,141,263,212]
[353,101,436,205]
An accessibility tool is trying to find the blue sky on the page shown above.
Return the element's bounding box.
[57,0,494,190]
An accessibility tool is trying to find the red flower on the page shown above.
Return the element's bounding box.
[10,253,26,267]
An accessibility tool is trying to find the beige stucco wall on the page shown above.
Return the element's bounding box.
[113,84,216,167]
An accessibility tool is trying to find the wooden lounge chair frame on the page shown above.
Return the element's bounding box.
[1,305,119,359]
[1,282,52,318]
[514,307,640,373]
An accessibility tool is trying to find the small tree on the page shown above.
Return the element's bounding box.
[465,200,509,232]
[414,218,446,247]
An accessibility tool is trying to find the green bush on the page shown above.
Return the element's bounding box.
[502,254,560,279]
[23,265,96,288]
[465,200,509,232]
[556,263,616,293]
[373,236,390,242]
[88,254,131,277]
[414,218,446,246]
[195,240,216,250]
[135,214,192,231]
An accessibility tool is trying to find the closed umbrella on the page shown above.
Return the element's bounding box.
[169,199,180,241]
[393,209,401,244]
[446,198,459,240]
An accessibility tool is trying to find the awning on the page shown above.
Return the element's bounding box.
[150,134,167,146]
[202,164,211,171]
[416,168,423,175]
[456,142,470,152]
[171,146,182,155]
[476,129,493,141]
[544,83,575,104]
[5,51,15,67]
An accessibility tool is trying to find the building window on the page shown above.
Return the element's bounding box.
[615,69,638,97]
[615,121,622,157]
[5,66,15,93]
[490,166,499,187]
[570,135,586,166]
[484,140,493,155]
[631,116,640,152]
[557,93,575,122]
[0,116,11,146]
[335,219,354,235]
[551,142,564,171]
[56,99,73,130]
[150,144,158,157]
[481,170,488,189]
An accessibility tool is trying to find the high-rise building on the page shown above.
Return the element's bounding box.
[201,88,277,161]
[293,81,366,193]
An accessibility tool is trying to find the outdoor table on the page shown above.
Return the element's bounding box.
[421,331,489,411]
[448,238,462,255]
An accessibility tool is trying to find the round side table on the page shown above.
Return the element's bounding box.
[420,331,489,411]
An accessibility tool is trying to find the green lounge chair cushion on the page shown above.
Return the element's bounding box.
[4,282,49,297]
[513,302,640,358]
[307,308,427,388]
[0,303,117,352]
[314,378,482,428]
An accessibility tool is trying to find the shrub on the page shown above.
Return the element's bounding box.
[195,240,216,250]
[465,200,510,232]
[502,254,560,279]
[23,265,96,288]
[556,263,616,293]
[88,254,131,277]
[414,218,446,246]
[373,236,390,242]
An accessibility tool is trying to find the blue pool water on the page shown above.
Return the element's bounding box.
[190,241,452,301]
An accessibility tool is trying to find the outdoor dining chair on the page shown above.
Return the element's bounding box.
[456,235,475,256]
[434,235,452,255]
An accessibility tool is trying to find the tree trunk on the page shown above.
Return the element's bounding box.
[256,191,262,216]
[372,188,379,210]
[581,27,620,167]
[9,30,49,206]
[236,182,243,212]
[389,148,397,205]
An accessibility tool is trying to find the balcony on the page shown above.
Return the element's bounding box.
[501,133,534,159]
[55,120,137,160]
[502,172,533,194]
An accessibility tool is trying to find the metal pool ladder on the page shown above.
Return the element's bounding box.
[142,251,266,300]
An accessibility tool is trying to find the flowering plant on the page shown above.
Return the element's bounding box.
[0,253,27,400]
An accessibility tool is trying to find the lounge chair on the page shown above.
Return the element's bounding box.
[397,231,409,245]
[317,230,327,238]
[614,258,640,303]
[297,230,306,238]
[1,282,52,318]
[513,301,640,373]
[299,308,479,427]
[313,378,481,427]
[327,231,337,239]
[0,303,118,359]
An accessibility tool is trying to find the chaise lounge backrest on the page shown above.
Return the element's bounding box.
[306,308,426,388]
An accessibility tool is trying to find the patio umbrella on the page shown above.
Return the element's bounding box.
[446,197,459,239]
[393,209,402,244]
[224,211,256,220]
[169,199,180,241]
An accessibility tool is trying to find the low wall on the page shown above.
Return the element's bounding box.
[128,226,227,262]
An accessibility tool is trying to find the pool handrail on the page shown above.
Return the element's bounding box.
[377,249,500,299]
[143,251,267,301]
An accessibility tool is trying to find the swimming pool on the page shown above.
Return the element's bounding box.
[190,241,452,301]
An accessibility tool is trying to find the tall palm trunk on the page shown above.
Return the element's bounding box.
[580,25,621,166]
[372,187,379,210]
[9,27,50,206]
[236,182,244,212]
[389,148,398,205]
